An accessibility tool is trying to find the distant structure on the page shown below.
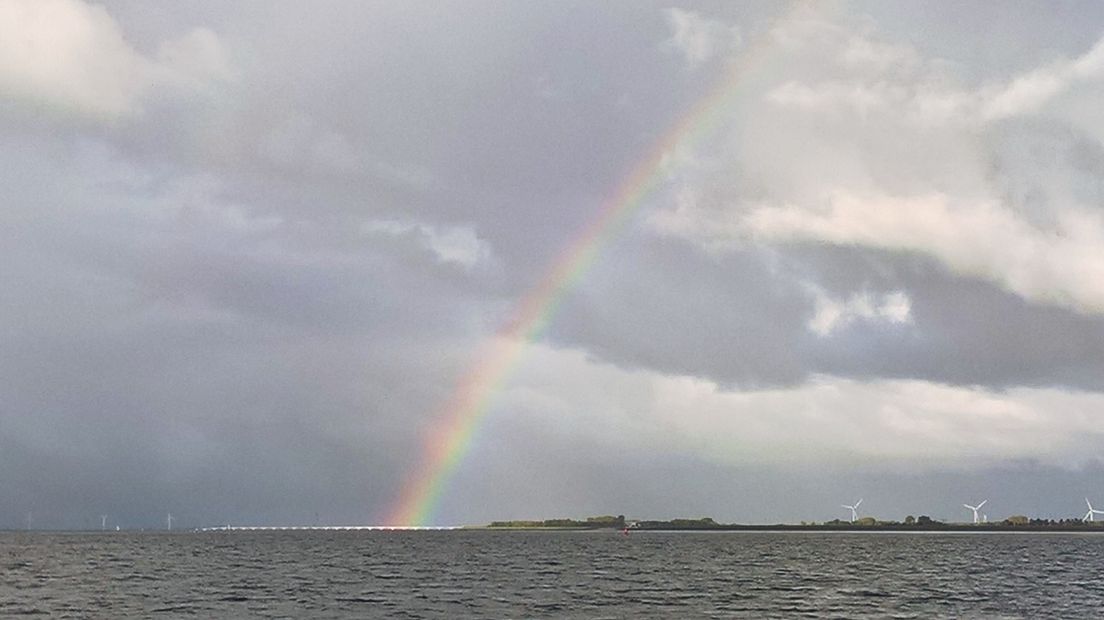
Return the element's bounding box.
[963,500,987,524]
[1084,498,1104,522]
[100,515,108,531]
[841,499,863,523]
[196,525,461,532]
[167,513,174,531]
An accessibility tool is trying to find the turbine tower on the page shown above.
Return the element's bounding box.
[167,512,174,531]
[1084,498,1104,522]
[100,515,107,531]
[963,500,987,524]
[841,498,863,523]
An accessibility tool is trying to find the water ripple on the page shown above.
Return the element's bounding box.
[2,530,1103,617]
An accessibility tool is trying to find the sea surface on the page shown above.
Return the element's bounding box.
[3,529,1103,618]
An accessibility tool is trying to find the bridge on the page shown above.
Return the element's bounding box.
[194,525,461,532]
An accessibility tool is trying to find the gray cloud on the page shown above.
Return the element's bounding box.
[2,1,1104,527]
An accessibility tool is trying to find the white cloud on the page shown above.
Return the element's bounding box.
[155,27,235,90]
[840,35,919,74]
[647,185,747,255]
[662,8,740,69]
[765,27,1104,125]
[807,288,912,337]
[500,343,1104,471]
[746,191,1104,315]
[650,16,1104,318]
[363,220,490,270]
[980,36,1104,121]
[0,0,231,120]
[768,80,883,114]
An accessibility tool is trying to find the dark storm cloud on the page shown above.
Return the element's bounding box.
[549,234,812,388]
[804,248,1104,391]
[548,232,1104,392]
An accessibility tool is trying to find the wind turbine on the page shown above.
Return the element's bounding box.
[841,499,863,523]
[167,513,174,531]
[100,515,108,531]
[963,500,987,524]
[1083,498,1104,522]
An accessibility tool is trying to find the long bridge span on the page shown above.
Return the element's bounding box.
[194,526,461,532]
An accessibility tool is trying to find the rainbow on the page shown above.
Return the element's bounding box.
[383,6,804,526]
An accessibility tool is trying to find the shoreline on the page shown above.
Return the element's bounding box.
[482,524,1104,533]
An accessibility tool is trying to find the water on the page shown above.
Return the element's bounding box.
[3,530,1103,618]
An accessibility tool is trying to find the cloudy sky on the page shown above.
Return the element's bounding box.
[4,0,1104,528]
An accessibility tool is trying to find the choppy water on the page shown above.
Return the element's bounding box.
[3,529,1104,618]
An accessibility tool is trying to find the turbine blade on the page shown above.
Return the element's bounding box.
[977,500,987,509]
[855,499,863,508]
[1088,498,1094,511]
[964,504,974,510]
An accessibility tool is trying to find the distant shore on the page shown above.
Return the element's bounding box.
[636,524,1104,533]
[485,515,1104,533]
[482,524,1104,533]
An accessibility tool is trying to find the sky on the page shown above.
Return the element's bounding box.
[3,0,1104,529]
